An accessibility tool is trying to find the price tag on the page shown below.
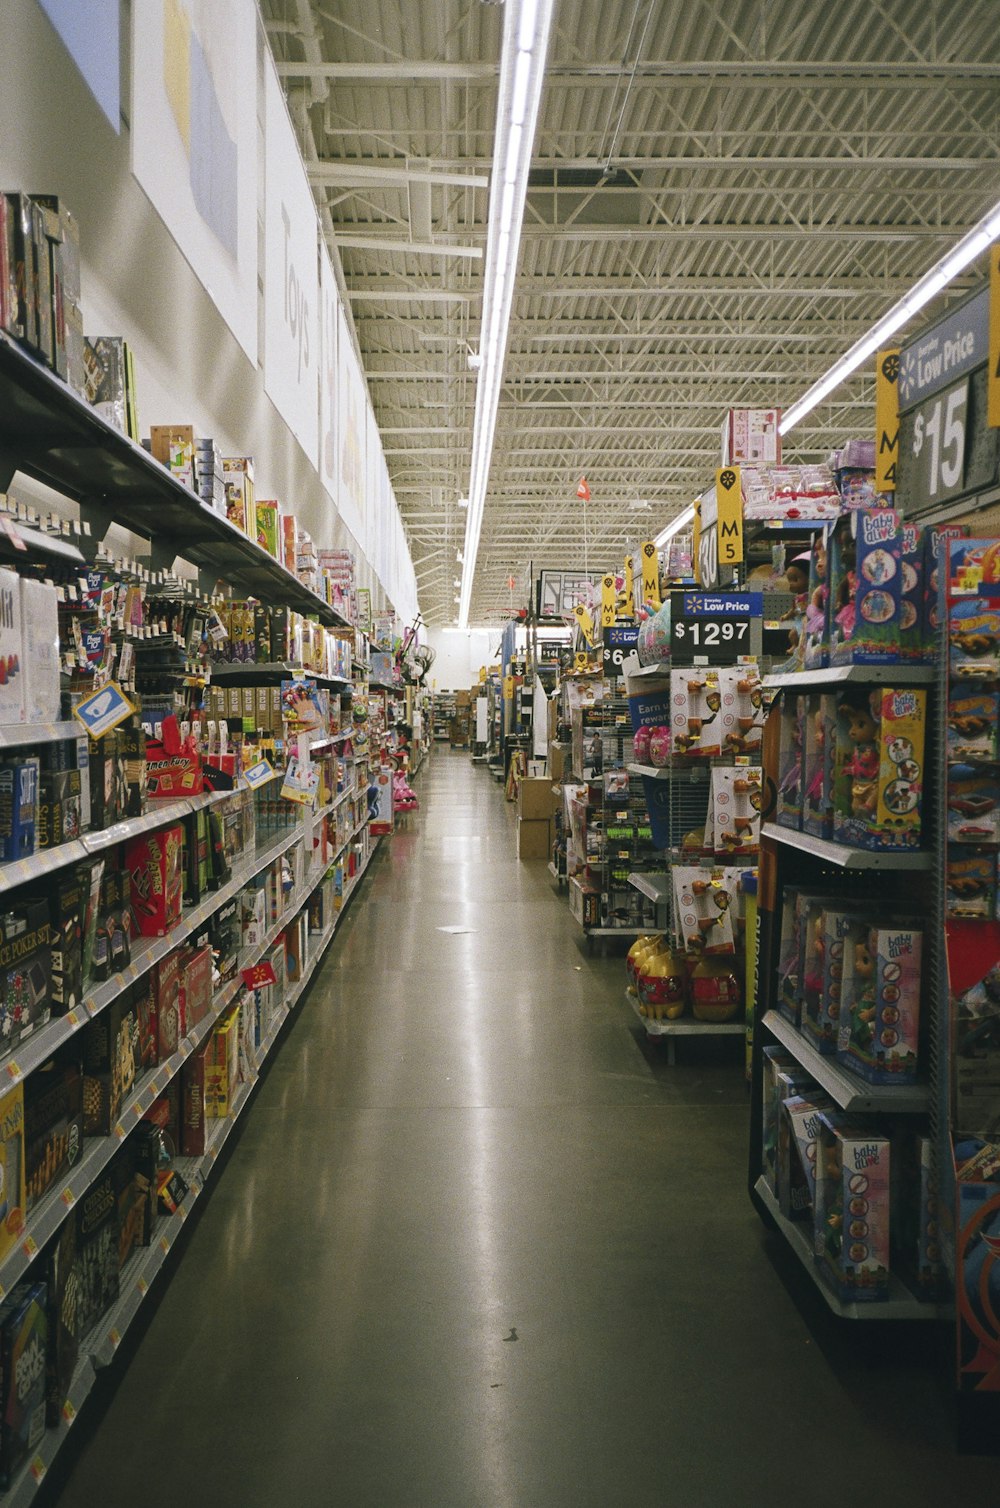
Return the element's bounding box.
[114,1123,127,1141]
[60,1187,76,1208]
[4,1061,21,1084]
[907,376,969,508]
[601,626,639,680]
[66,1011,80,1028]
[29,1455,46,1483]
[21,1235,37,1259]
[61,1399,77,1426]
[670,592,761,664]
[160,1236,169,1255]
[137,1276,148,1296]
[109,1327,121,1350]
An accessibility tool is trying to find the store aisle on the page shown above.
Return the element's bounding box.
[54,753,994,1508]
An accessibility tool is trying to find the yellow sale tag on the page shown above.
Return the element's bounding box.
[715,466,744,566]
[875,348,900,490]
[61,1400,76,1425]
[640,541,660,610]
[502,675,515,701]
[66,1011,80,1027]
[990,248,1000,428]
[109,1328,121,1349]
[160,1236,169,1255]
[30,1456,46,1483]
[114,1123,127,1141]
[137,1277,148,1295]
[5,1061,21,1083]
[60,1188,75,1208]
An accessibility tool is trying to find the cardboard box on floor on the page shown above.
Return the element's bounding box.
[518,777,555,821]
[517,817,551,860]
[549,742,570,783]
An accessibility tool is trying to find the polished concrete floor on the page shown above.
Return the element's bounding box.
[52,751,998,1506]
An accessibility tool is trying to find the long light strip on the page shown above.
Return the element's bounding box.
[780,194,1000,435]
[457,0,555,628]
[654,504,695,549]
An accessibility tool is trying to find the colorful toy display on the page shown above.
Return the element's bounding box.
[776,693,804,830]
[832,687,926,851]
[815,1115,891,1302]
[836,922,923,1084]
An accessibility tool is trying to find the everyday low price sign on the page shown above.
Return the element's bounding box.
[670,592,761,664]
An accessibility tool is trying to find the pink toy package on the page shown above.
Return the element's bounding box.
[815,1115,891,1302]
[836,923,922,1085]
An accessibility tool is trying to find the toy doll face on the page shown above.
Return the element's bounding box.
[842,705,878,744]
[814,541,827,579]
[785,562,809,595]
[854,940,874,978]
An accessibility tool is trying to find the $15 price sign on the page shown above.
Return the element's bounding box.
[670,592,760,665]
[909,375,968,507]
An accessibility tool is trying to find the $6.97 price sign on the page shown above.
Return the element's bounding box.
[670,592,760,664]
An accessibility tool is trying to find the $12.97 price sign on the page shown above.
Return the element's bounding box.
[670,592,760,664]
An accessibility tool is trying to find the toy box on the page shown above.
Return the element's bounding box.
[948,768,1000,845]
[0,759,37,865]
[775,886,806,1026]
[837,922,922,1085]
[36,767,81,850]
[178,943,213,1035]
[923,525,967,643]
[0,899,51,1051]
[0,1084,24,1262]
[81,992,138,1136]
[778,1093,833,1221]
[42,1218,76,1428]
[762,1050,815,1195]
[0,569,25,726]
[255,499,280,559]
[74,1167,119,1339]
[775,693,803,829]
[803,908,865,1055]
[23,1053,82,1213]
[669,670,722,759]
[947,850,995,919]
[802,693,835,839]
[0,1282,47,1489]
[709,766,761,856]
[672,866,736,956]
[206,1006,241,1118]
[151,951,181,1062]
[829,508,905,664]
[802,530,830,670]
[949,594,1000,679]
[892,1131,941,1301]
[179,1042,210,1156]
[815,1115,890,1302]
[948,690,999,763]
[19,578,60,726]
[125,825,184,937]
[833,687,926,851]
[899,523,928,662]
[43,867,85,1015]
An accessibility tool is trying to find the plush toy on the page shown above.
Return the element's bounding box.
[839,696,879,817]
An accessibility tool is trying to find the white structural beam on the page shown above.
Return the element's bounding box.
[310,162,488,189]
[278,59,1000,82]
[336,235,483,259]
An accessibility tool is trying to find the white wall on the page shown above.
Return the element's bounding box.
[0,2,408,614]
[425,628,497,691]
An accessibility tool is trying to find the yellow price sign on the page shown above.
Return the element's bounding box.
[715,466,743,566]
[875,348,901,489]
[502,675,515,700]
[572,602,594,645]
[622,557,634,617]
[601,573,616,628]
[640,540,660,610]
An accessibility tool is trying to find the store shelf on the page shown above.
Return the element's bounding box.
[761,822,932,871]
[624,659,669,679]
[627,763,671,780]
[80,798,193,855]
[627,872,670,903]
[762,1011,930,1113]
[0,719,80,748]
[0,331,351,626]
[5,1355,97,1507]
[209,662,351,688]
[625,990,743,1040]
[763,664,937,690]
[0,519,86,568]
[752,1177,938,1321]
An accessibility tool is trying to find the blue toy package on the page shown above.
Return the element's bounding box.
[0,761,38,865]
[829,508,904,664]
[949,596,1000,680]
[947,767,1000,845]
[948,691,1000,763]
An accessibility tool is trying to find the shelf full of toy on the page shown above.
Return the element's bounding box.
[567,697,659,932]
[747,644,940,1314]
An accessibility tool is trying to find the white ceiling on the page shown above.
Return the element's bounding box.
[263,0,1000,624]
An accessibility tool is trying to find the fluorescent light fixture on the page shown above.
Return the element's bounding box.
[781,194,1000,435]
[457,496,469,509]
[654,504,695,549]
[457,0,555,629]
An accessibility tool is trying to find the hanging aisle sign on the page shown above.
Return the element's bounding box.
[601,573,616,629]
[622,557,635,618]
[715,466,743,567]
[640,541,660,610]
[264,57,319,466]
[875,348,901,491]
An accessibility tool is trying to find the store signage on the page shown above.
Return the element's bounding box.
[907,376,970,510]
[601,573,616,629]
[691,499,702,585]
[572,601,594,645]
[875,348,901,491]
[622,557,635,617]
[715,466,743,566]
[640,541,660,610]
[898,287,988,411]
[670,592,761,664]
[990,247,1000,429]
[602,626,639,680]
[72,681,135,739]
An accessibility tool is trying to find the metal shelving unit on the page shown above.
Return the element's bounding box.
[763,664,936,691]
[763,1011,930,1114]
[209,662,352,689]
[753,1177,939,1322]
[625,989,744,1063]
[762,822,933,871]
